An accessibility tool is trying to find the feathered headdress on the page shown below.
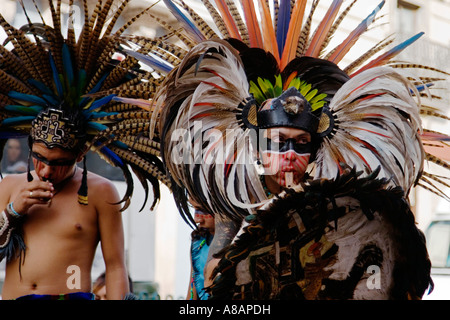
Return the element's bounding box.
[0,0,170,210]
[126,0,450,224]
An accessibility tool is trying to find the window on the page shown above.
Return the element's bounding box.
[397,1,420,35]
[426,220,450,268]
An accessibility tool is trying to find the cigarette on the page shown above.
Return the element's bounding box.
[285,172,293,188]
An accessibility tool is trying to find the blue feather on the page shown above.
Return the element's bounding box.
[87,94,116,111]
[1,116,36,126]
[112,140,129,149]
[276,0,291,57]
[42,94,60,106]
[93,142,124,167]
[123,49,174,74]
[87,72,108,95]
[27,79,54,96]
[88,111,119,119]
[412,83,434,94]
[62,43,74,87]
[8,91,48,106]
[79,72,109,108]
[49,52,63,97]
[384,32,425,59]
[163,0,206,43]
[87,122,108,132]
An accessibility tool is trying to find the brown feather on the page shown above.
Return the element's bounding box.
[201,0,229,38]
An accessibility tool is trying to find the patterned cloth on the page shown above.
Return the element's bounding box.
[16,292,95,300]
[190,232,213,300]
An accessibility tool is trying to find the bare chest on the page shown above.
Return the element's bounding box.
[24,193,98,240]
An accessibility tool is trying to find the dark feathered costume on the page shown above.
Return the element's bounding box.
[128,0,450,299]
[208,166,432,299]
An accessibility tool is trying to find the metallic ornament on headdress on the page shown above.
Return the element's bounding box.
[251,87,322,133]
[30,109,84,151]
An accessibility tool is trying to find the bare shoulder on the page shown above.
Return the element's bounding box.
[0,173,27,193]
[86,170,117,189]
[85,171,124,221]
[0,173,28,207]
[88,171,117,196]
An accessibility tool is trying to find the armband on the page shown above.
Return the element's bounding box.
[0,211,13,249]
[0,210,10,240]
[6,202,23,218]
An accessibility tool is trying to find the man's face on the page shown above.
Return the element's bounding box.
[31,142,80,185]
[260,127,311,190]
[194,210,215,234]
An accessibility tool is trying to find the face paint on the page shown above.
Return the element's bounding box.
[32,156,76,184]
[31,151,77,166]
[194,209,215,232]
[261,149,310,187]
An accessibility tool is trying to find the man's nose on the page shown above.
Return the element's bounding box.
[40,164,53,179]
[194,214,204,223]
[284,150,297,161]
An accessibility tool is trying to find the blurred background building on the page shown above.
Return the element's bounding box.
[0,0,449,300]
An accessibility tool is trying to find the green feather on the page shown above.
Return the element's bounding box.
[249,80,266,105]
[5,105,43,115]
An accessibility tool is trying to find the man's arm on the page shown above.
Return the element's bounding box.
[95,178,130,300]
[0,175,27,261]
[204,214,242,287]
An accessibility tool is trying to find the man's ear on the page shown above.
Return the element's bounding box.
[76,145,89,162]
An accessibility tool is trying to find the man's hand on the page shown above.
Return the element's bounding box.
[11,180,54,215]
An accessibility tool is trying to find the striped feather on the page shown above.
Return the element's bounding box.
[304,0,343,57]
[226,0,249,45]
[328,1,385,64]
[177,0,217,40]
[296,0,318,56]
[201,0,230,38]
[163,0,206,43]
[319,0,358,55]
[351,32,424,77]
[242,0,263,48]
[214,0,242,40]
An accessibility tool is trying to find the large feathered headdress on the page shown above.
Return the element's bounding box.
[0,0,170,210]
[129,0,450,224]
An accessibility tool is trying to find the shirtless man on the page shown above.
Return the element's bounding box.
[0,111,130,300]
